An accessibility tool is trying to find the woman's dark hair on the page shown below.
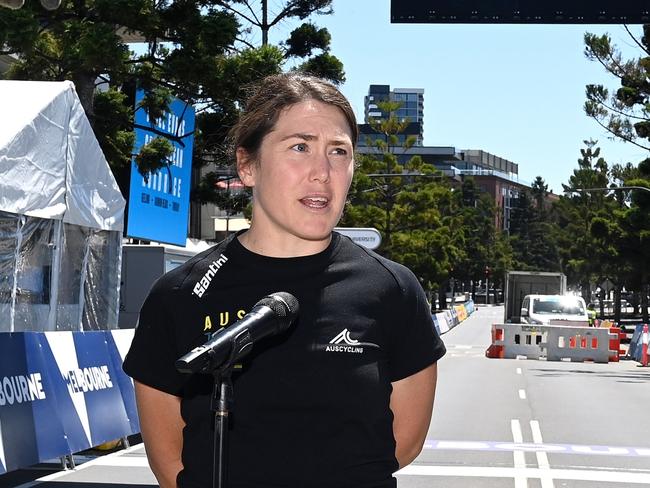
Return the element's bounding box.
[229,72,358,163]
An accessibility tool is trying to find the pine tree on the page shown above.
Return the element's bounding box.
[508,178,559,272]
[0,1,343,207]
[584,24,650,151]
[341,100,459,307]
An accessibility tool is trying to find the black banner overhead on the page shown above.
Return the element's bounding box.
[391,1,649,24]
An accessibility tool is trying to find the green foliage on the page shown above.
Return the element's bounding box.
[368,100,414,144]
[551,140,650,314]
[193,172,251,217]
[556,141,613,282]
[507,175,561,273]
[584,25,650,151]
[223,1,343,83]
[134,137,173,181]
[0,0,343,216]
[282,0,333,18]
[138,88,173,123]
[342,147,455,290]
[92,88,136,192]
[295,52,344,83]
[452,179,495,282]
[285,22,330,57]
[618,160,650,319]
[341,101,513,300]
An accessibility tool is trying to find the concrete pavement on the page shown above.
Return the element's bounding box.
[0,443,156,488]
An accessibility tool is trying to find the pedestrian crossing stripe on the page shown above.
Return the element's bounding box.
[397,465,650,484]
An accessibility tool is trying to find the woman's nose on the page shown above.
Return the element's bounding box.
[309,151,331,183]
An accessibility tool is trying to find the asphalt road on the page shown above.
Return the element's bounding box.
[2,305,649,487]
[396,305,650,487]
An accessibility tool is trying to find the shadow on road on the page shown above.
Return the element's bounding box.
[529,367,650,383]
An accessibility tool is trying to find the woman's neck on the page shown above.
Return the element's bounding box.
[237,228,332,258]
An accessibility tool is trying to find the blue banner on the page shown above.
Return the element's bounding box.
[127,90,195,246]
[0,330,138,475]
[0,333,44,474]
[107,330,140,433]
[448,308,458,326]
[72,333,132,446]
[431,314,441,335]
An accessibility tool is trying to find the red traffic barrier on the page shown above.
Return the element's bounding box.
[642,324,649,367]
[608,327,622,362]
[485,325,504,359]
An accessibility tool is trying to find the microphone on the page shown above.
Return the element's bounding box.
[175,292,299,374]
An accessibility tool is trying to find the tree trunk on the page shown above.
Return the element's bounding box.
[72,73,96,122]
[261,0,268,45]
[438,284,447,311]
[599,288,605,319]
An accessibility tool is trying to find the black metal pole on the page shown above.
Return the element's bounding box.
[211,371,233,488]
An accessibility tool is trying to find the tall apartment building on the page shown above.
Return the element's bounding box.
[361,85,424,146]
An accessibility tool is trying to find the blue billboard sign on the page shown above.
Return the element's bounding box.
[0,333,55,473]
[127,90,195,246]
[0,330,139,475]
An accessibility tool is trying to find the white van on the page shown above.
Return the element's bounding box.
[520,294,589,326]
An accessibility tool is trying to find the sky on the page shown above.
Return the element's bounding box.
[275,0,648,194]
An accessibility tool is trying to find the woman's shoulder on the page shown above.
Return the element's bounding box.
[335,234,420,291]
[147,236,234,298]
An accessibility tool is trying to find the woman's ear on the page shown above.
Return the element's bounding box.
[236,148,256,187]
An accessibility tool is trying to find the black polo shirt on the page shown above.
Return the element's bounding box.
[123,232,446,488]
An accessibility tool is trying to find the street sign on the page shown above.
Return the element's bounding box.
[334,227,382,250]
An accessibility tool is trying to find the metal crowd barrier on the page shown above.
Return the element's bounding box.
[432,300,475,336]
[487,323,617,363]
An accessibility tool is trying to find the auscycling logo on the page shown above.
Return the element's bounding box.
[193,254,228,297]
[325,328,379,354]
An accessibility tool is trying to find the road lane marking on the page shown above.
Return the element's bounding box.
[519,389,527,399]
[396,465,650,484]
[636,448,650,455]
[517,367,522,375]
[571,445,632,455]
[531,420,554,488]
[511,419,528,488]
[530,420,549,468]
[423,440,650,457]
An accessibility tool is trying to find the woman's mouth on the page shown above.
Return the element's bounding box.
[300,196,329,209]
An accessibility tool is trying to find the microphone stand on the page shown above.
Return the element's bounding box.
[211,368,233,488]
[207,330,254,488]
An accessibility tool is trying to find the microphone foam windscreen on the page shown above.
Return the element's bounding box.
[258,292,299,320]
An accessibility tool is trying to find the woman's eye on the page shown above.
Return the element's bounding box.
[292,143,308,152]
[331,147,348,156]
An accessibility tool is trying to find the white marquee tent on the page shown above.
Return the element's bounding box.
[0,80,125,332]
